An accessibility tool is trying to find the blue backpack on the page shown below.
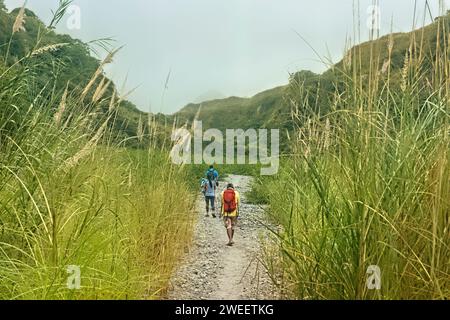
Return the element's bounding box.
[206,168,219,186]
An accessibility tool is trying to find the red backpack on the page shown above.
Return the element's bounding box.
[223,189,237,213]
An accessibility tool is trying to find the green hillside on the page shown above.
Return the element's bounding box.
[0,3,155,147]
[176,85,290,130]
[176,11,450,132]
[4,1,446,147]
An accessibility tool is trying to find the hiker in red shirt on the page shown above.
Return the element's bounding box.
[221,183,240,246]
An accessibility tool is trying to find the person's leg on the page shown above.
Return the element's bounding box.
[205,197,210,217]
[225,218,233,245]
[217,197,222,218]
[230,217,236,244]
[211,196,216,218]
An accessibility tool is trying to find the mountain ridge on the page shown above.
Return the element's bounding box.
[176,11,449,132]
[2,3,447,144]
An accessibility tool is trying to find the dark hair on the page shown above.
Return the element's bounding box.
[209,165,214,169]
[227,183,234,189]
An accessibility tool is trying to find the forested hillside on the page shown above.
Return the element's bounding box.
[0,3,164,146]
[177,11,450,133]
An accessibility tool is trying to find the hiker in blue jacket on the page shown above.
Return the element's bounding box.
[201,170,217,218]
[205,165,219,187]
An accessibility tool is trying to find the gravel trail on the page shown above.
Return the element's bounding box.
[167,175,278,300]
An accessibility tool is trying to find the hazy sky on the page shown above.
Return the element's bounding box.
[4,0,450,113]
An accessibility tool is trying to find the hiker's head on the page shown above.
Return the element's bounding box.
[227,183,234,190]
[209,165,214,170]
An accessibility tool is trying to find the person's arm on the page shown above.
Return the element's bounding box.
[236,192,240,217]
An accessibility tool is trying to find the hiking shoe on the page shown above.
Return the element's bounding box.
[212,213,217,218]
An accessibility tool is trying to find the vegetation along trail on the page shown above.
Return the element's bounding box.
[168,175,279,300]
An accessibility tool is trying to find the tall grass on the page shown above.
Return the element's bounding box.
[0,4,195,300]
[261,12,449,299]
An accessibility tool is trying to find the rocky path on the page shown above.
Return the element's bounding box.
[167,175,278,300]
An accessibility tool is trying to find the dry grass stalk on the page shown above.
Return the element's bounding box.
[54,83,69,126]
[137,115,144,143]
[109,89,117,112]
[31,43,69,57]
[12,5,26,34]
[81,48,121,100]
[401,50,411,92]
[92,77,111,103]
[64,118,110,169]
